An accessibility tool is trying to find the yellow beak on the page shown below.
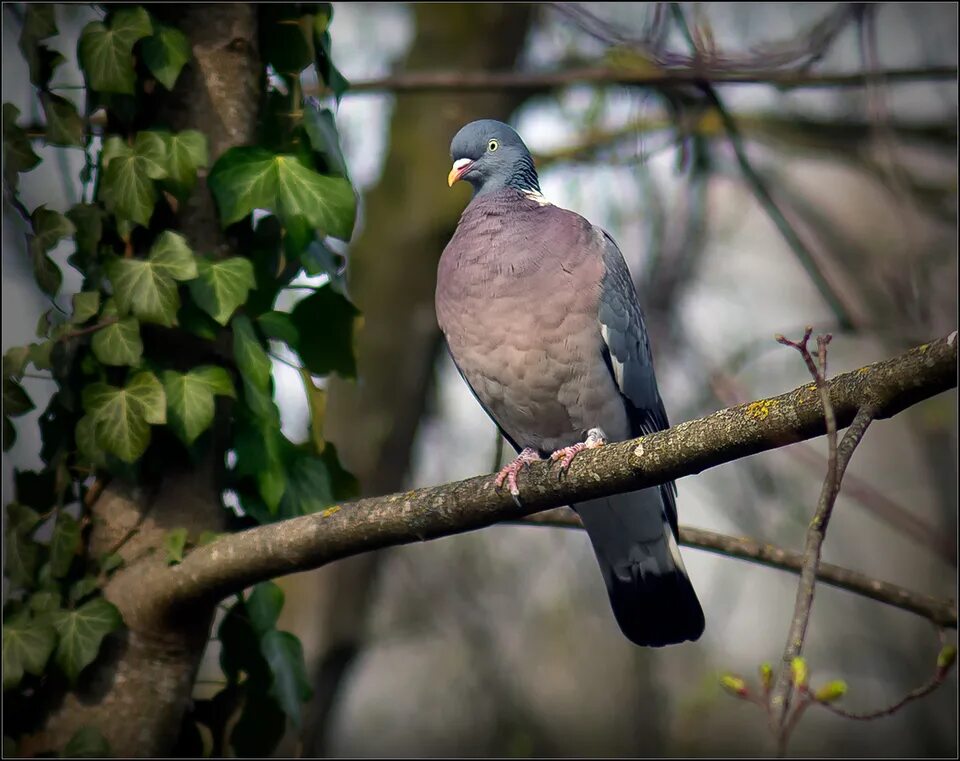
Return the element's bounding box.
[448,158,473,187]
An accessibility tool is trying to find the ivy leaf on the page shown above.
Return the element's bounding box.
[64,726,111,758]
[19,5,64,89]
[246,582,284,636]
[2,612,57,690]
[289,285,358,378]
[133,131,170,180]
[31,241,63,297]
[105,232,199,327]
[29,590,63,614]
[50,596,123,684]
[106,258,178,326]
[48,511,81,578]
[299,368,327,454]
[280,449,333,515]
[78,7,152,94]
[28,340,54,371]
[303,101,349,177]
[75,415,108,468]
[188,258,255,326]
[5,526,40,589]
[2,104,41,189]
[164,528,188,565]
[4,418,17,453]
[260,6,314,76]
[161,366,235,445]
[3,346,31,380]
[218,599,269,685]
[257,311,299,347]
[4,378,34,417]
[68,576,101,605]
[99,139,156,227]
[32,206,76,251]
[208,147,356,240]
[66,204,104,266]
[229,687,286,758]
[92,314,142,367]
[71,292,100,325]
[313,6,350,103]
[82,371,166,462]
[141,23,190,90]
[232,316,272,390]
[39,92,84,147]
[149,230,198,280]
[260,630,312,727]
[166,130,208,191]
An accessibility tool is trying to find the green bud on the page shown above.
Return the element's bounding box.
[814,680,847,703]
[759,662,773,690]
[790,657,808,688]
[937,645,956,674]
[720,674,748,697]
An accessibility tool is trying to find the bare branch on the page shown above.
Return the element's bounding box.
[521,511,957,628]
[105,333,958,628]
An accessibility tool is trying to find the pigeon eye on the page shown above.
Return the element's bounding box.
[488,139,499,152]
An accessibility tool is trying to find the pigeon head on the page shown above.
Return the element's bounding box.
[447,119,541,197]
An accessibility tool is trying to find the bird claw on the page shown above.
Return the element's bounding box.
[494,447,542,501]
[549,427,607,476]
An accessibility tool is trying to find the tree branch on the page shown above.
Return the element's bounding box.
[520,510,957,628]
[119,333,957,625]
[322,65,958,96]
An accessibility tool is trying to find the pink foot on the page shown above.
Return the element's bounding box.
[494,447,542,498]
[549,427,607,473]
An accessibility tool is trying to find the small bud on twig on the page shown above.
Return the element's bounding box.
[759,662,773,691]
[720,674,750,698]
[790,657,808,689]
[814,680,848,703]
[936,645,957,678]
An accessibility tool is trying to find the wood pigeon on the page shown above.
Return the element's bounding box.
[436,119,705,647]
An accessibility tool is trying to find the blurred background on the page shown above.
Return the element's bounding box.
[3,2,957,757]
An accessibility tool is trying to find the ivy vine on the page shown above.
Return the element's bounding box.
[3,3,359,756]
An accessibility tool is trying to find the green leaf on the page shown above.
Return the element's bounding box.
[303,102,348,177]
[247,582,284,636]
[28,340,54,371]
[3,378,34,417]
[229,688,286,758]
[3,346,30,380]
[32,206,76,251]
[289,286,358,378]
[99,141,157,227]
[68,576,100,605]
[197,531,221,546]
[19,5,64,89]
[149,230,198,280]
[166,130,208,190]
[188,258,255,326]
[232,315,272,390]
[164,528,188,565]
[98,553,123,575]
[64,726,111,758]
[3,104,41,189]
[71,292,100,325]
[261,7,314,75]
[75,415,108,467]
[66,204,104,265]
[134,131,170,180]
[5,527,40,589]
[48,511,81,578]
[3,417,16,452]
[141,23,190,90]
[161,366,235,444]
[82,372,166,462]
[7,502,42,534]
[218,599,269,684]
[78,7,152,94]
[208,148,356,240]
[257,311,299,347]
[106,260,176,326]
[313,7,349,103]
[31,240,63,297]
[92,315,142,367]
[29,590,63,614]
[3,613,57,690]
[39,92,84,147]
[51,596,123,684]
[299,368,327,454]
[260,630,312,727]
[280,449,333,515]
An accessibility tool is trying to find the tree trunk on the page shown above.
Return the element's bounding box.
[300,4,536,755]
[20,6,262,756]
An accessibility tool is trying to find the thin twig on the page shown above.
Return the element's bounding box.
[59,317,119,341]
[520,510,957,628]
[768,329,879,752]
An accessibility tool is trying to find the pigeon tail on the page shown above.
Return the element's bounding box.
[574,488,705,647]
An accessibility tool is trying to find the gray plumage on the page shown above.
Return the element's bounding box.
[437,120,704,647]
